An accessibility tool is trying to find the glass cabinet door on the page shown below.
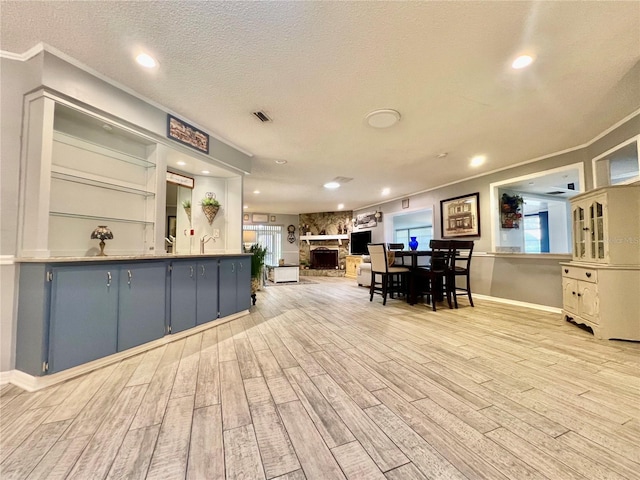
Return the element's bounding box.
[593,201,605,260]
[573,206,586,259]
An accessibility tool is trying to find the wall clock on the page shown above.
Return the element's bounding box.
[287,224,296,243]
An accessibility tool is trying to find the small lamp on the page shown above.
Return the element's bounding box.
[242,230,257,252]
[91,226,114,256]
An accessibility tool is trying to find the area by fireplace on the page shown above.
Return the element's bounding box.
[310,247,339,269]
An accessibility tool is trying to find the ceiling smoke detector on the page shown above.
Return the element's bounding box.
[366,109,401,128]
[252,111,272,122]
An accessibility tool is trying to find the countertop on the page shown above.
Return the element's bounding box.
[16,252,251,263]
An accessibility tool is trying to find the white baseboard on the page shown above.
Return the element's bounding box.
[473,293,561,314]
[2,310,249,392]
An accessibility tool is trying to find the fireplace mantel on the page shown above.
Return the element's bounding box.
[300,234,349,245]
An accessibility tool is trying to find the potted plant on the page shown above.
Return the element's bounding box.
[500,193,524,228]
[200,194,221,225]
[250,243,267,304]
[182,199,192,223]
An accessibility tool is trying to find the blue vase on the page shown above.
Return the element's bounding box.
[408,236,419,251]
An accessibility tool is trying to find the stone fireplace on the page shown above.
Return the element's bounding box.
[310,247,339,269]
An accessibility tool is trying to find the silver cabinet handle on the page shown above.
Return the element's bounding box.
[201,265,205,276]
[239,262,243,270]
[127,269,132,286]
[107,271,112,287]
[232,262,235,273]
[189,266,194,278]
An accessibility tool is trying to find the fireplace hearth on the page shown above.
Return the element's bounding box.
[310,247,339,269]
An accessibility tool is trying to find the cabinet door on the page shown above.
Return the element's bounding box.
[236,257,251,312]
[196,260,219,325]
[573,205,586,260]
[562,278,578,314]
[218,258,237,318]
[49,265,118,373]
[118,263,167,351]
[578,282,599,323]
[170,262,197,333]
[588,200,606,262]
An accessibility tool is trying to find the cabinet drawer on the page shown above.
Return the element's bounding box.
[561,266,597,283]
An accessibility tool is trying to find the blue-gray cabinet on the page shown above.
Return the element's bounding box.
[196,259,219,325]
[49,264,118,374]
[219,257,251,318]
[170,258,220,331]
[118,262,167,351]
[15,254,251,377]
[170,260,197,333]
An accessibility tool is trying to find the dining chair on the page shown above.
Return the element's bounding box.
[367,243,410,305]
[412,239,454,311]
[449,240,475,307]
[387,243,405,265]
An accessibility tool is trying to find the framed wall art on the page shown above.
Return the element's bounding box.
[167,114,209,154]
[440,192,480,238]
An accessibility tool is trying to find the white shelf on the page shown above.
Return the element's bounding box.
[51,166,155,197]
[300,234,349,245]
[50,211,154,226]
[53,131,155,169]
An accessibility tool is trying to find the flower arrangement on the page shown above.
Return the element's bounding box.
[500,193,524,228]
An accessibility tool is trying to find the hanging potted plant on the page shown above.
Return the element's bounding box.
[182,199,192,224]
[250,243,268,305]
[200,193,220,225]
[500,193,524,228]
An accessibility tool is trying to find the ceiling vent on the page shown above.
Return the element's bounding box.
[252,111,272,123]
[333,176,353,184]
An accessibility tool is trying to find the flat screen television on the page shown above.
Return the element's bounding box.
[350,230,372,255]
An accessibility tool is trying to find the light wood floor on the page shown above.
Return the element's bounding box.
[1,277,639,479]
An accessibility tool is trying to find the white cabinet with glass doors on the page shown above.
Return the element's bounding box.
[563,184,640,340]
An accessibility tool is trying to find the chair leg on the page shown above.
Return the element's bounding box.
[467,275,474,307]
[369,272,375,302]
[382,273,388,305]
[452,275,459,309]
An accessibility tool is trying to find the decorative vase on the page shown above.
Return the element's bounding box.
[408,236,419,251]
[184,207,192,224]
[202,205,219,225]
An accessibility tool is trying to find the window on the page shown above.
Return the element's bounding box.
[490,164,582,254]
[593,137,639,187]
[524,212,549,253]
[243,225,282,266]
[391,208,433,249]
[395,226,432,249]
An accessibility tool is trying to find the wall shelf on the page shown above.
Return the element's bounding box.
[50,211,154,226]
[51,167,156,197]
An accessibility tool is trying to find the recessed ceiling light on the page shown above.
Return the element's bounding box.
[337,204,344,210]
[253,190,260,194]
[201,170,210,174]
[324,182,340,189]
[436,152,448,159]
[365,109,401,128]
[512,55,533,69]
[243,205,248,209]
[382,188,390,196]
[102,124,113,132]
[177,161,186,166]
[275,159,287,165]
[136,53,157,69]
[470,155,486,167]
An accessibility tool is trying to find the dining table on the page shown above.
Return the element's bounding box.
[392,250,447,305]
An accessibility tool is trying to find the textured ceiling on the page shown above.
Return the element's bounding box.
[1,1,639,213]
